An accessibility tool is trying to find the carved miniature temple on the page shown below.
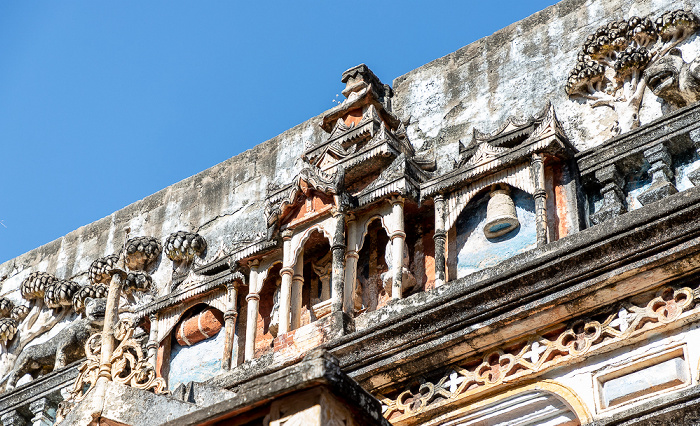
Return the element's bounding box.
[2,0,700,425]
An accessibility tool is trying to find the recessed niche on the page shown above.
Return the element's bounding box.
[595,345,690,410]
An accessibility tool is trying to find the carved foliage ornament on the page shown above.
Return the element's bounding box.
[566,10,699,131]
[378,286,694,421]
[57,318,168,422]
[124,236,162,271]
[164,231,207,262]
[88,254,120,285]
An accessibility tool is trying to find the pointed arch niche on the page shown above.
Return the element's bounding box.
[447,184,537,281]
[356,217,391,314]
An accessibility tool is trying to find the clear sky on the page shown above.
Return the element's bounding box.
[0,1,559,264]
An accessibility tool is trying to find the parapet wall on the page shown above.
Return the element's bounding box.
[393,0,700,170]
[3,0,699,295]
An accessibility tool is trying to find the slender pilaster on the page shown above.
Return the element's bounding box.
[291,251,304,330]
[688,130,700,186]
[29,398,55,426]
[433,194,446,287]
[146,313,158,368]
[330,208,346,313]
[531,153,548,246]
[244,260,259,361]
[390,196,406,299]
[222,280,239,370]
[279,230,294,335]
[244,293,259,361]
[343,214,359,315]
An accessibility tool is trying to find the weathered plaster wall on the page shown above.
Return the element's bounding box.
[169,329,225,391]
[1,0,700,401]
[392,0,700,173]
[3,0,699,304]
[0,116,325,299]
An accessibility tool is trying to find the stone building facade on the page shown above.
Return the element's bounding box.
[2,0,700,424]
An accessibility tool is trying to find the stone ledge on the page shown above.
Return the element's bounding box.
[0,360,80,419]
[576,101,700,178]
[170,350,391,426]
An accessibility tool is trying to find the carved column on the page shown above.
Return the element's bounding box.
[278,230,294,335]
[330,208,346,313]
[638,144,677,205]
[390,196,406,299]
[244,260,259,361]
[433,194,446,287]
[222,280,239,370]
[343,214,359,315]
[531,153,548,247]
[146,313,158,368]
[29,398,56,426]
[590,164,626,225]
[291,250,304,330]
[1,411,27,426]
[99,267,125,384]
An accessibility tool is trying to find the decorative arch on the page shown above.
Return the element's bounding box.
[424,380,592,426]
[250,258,282,294]
[289,217,335,265]
[445,162,535,231]
[355,214,391,253]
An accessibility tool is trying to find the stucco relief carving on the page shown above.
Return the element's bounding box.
[566,10,699,133]
[4,297,107,390]
[124,236,162,271]
[165,231,207,276]
[57,317,168,422]
[378,286,695,422]
[645,48,700,108]
[88,254,120,285]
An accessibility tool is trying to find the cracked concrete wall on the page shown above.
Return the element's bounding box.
[392,0,700,173]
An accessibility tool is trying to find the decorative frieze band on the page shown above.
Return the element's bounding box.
[377,285,696,422]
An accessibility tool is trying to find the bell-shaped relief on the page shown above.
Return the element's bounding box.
[484,184,520,238]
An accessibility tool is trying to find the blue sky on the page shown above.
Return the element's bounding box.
[0,1,559,264]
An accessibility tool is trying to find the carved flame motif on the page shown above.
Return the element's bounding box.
[56,318,167,422]
[378,286,695,421]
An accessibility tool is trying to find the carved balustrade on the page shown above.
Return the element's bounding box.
[577,102,700,226]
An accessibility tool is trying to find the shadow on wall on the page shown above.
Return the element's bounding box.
[455,188,536,279]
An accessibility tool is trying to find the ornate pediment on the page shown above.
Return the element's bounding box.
[265,164,341,231]
[422,103,574,199]
[304,64,410,175]
[455,102,568,169]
